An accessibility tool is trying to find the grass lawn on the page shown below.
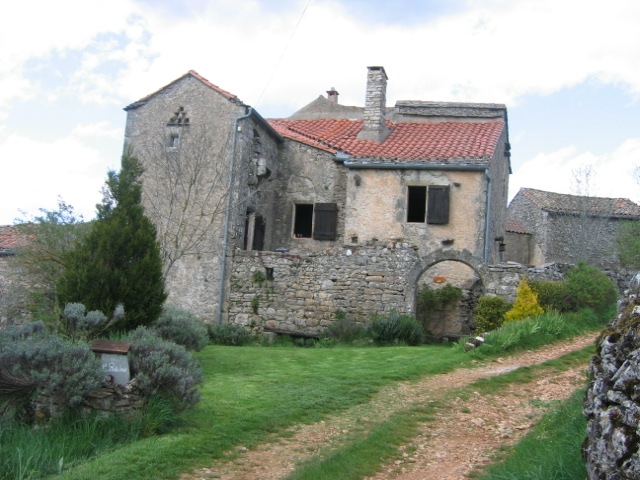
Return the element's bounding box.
[41,307,610,479]
[54,344,464,479]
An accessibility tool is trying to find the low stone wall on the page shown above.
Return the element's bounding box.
[583,273,640,479]
[34,378,145,421]
[228,244,624,336]
[229,243,416,333]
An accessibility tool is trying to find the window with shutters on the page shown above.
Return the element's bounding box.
[406,186,450,224]
[293,203,338,240]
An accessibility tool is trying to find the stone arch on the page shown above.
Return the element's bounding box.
[407,249,489,339]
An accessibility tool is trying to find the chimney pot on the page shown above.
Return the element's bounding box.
[327,87,339,103]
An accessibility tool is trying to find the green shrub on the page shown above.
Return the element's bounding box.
[322,311,366,343]
[417,283,463,312]
[127,327,203,411]
[208,323,253,346]
[0,325,105,416]
[529,280,573,313]
[474,296,510,333]
[152,305,208,351]
[565,262,618,312]
[504,277,544,323]
[368,310,424,346]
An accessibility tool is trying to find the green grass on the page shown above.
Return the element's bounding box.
[5,306,609,480]
[474,388,588,480]
[459,307,610,358]
[52,344,463,479]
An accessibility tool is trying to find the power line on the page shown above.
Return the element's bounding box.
[255,0,311,108]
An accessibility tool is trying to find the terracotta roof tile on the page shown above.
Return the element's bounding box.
[0,225,31,252]
[519,188,640,218]
[505,219,530,234]
[268,118,504,163]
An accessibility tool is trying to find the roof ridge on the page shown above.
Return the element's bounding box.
[125,70,243,110]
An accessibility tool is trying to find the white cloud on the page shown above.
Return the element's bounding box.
[0,133,112,224]
[510,138,640,204]
[71,122,123,139]
[5,0,640,113]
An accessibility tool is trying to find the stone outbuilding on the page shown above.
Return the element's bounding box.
[506,188,640,269]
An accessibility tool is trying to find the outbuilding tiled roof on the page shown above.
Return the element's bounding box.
[0,225,31,254]
[505,219,530,234]
[519,188,640,218]
[268,118,505,164]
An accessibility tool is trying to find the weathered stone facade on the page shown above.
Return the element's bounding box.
[583,272,640,479]
[123,72,282,322]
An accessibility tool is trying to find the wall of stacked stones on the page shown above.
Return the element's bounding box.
[583,272,640,479]
[228,245,627,334]
[33,379,145,422]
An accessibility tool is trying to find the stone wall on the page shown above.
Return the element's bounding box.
[583,272,640,479]
[227,245,613,337]
[34,378,145,421]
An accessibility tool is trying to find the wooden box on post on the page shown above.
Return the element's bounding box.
[91,340,132,385]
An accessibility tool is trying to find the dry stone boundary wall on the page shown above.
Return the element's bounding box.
[228,244,627,334]
[583,272,640,479]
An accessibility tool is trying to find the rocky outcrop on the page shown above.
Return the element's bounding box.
[583,272,640,479]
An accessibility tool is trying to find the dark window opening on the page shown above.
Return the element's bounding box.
[168,133,179,148]
[253,215,266,250]
[427,186,450,224]
[293,203,338,240]
[407,186,427,222]
[265,267,274,280]
[294,204,313,238]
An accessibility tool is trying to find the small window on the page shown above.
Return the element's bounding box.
[293,203,338,240]
[168,133,179,148]
[407,186,427,222]
[406,185,450,224]
[294,204,314,238]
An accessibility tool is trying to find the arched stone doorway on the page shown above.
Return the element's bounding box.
[408,249,488,340]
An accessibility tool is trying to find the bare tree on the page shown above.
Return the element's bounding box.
[563,164,618,267]
[137,123,270,278]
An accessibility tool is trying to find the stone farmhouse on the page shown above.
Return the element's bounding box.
[122,66,512,337]
[506,188,640,270]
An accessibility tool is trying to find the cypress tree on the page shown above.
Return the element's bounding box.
[58,154,166,332]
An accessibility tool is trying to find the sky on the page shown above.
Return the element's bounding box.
[1,0,640,224]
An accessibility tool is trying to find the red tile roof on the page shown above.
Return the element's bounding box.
[505,219,530,234]
[125,70,243,110]
[268,118,504,163]
[0,225,31,251]
[519,188,640,218]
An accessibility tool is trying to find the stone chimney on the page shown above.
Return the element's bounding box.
[357,66,390,143]
[327,87,339,103]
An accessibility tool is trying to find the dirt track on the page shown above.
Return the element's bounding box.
[181,334,595,480]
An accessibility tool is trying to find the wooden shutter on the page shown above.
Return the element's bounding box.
[427,186,450,224]
[313,203,338,240]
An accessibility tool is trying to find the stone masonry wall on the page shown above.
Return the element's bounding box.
[228,245,622,336]
[583,272,640,479]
